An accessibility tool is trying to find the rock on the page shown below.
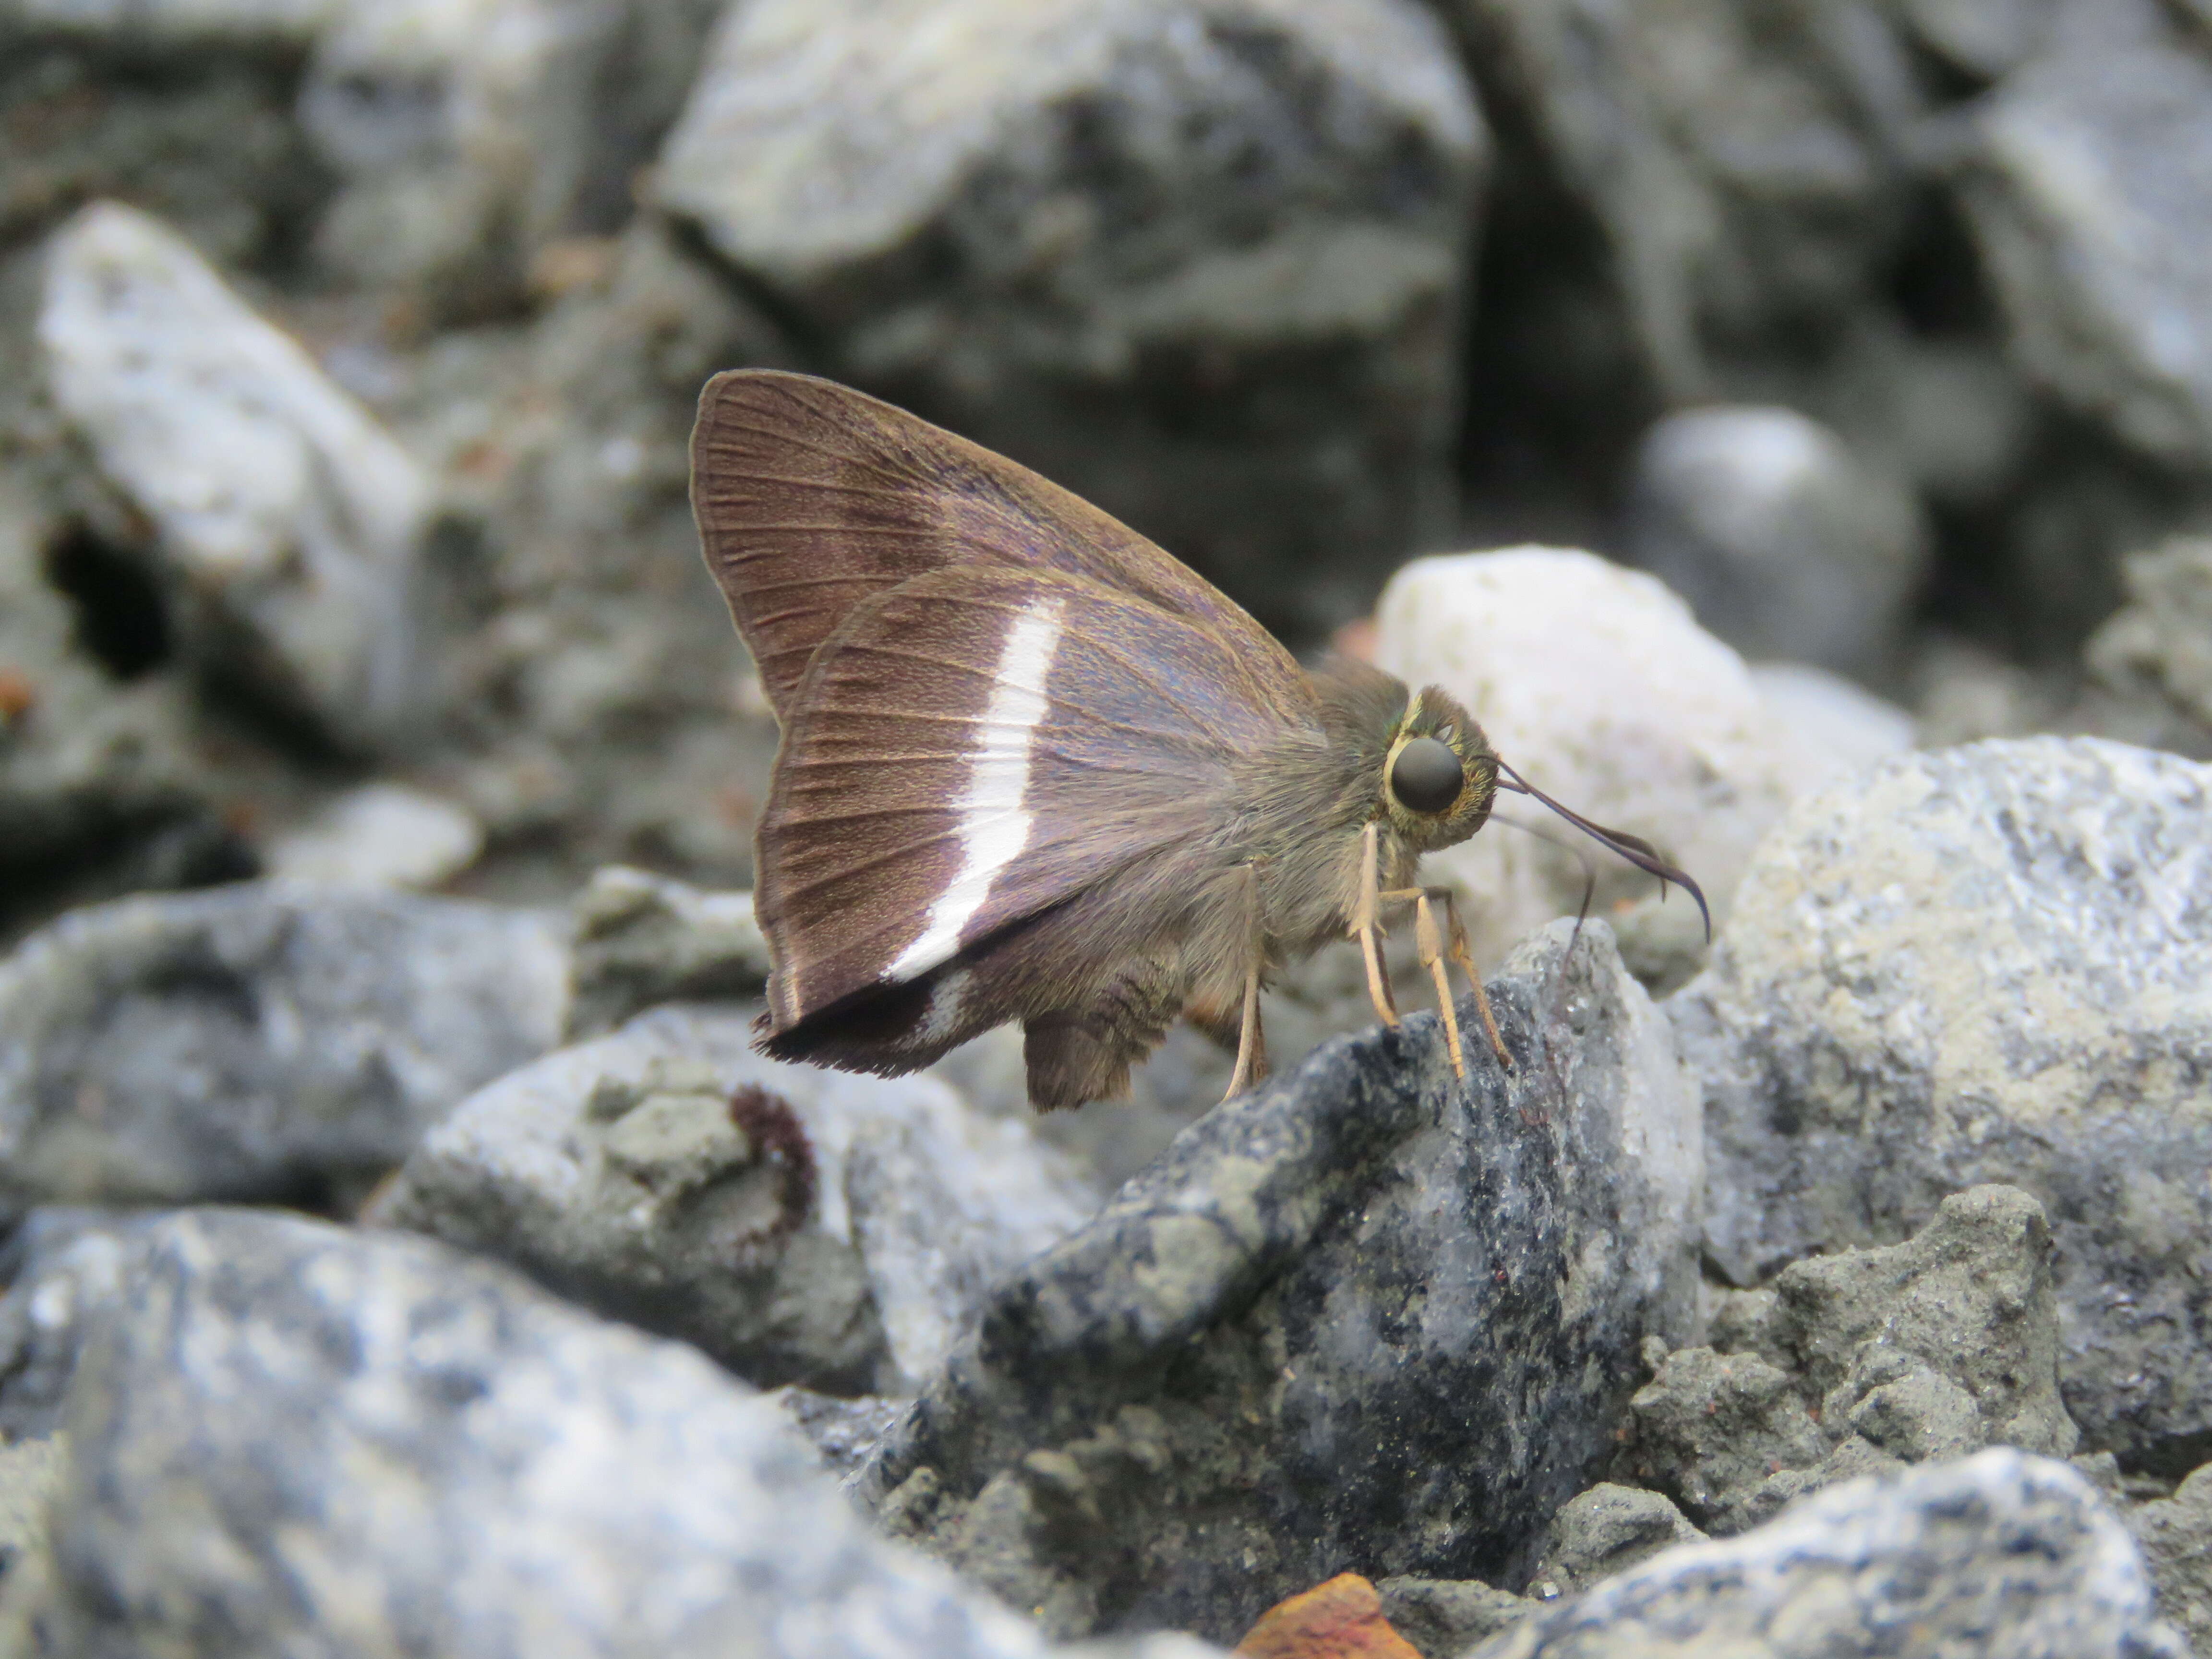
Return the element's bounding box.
[262,781,483,889]
[37,202,429,751]
[0,1431,64,1651]
[0,881,568,1213]
[367,1004,1095,1392]
[770,1386,908,1483]
[1372,547,1831,970]
[30,1207,1058,1658]
[1772,1186,2078,1460]
[1677,739,2212,1471]
[1746,663,1916,780]
[2129,1463,2212,1655]
[1371,1579,1531,1659]
[1444,0,1916,404]
[1525,1485,1703,1600]
[1465,1450,2187,1659]
[1628,1187,2079,1533]
[861,919,1702,1643]
[656,0,1487,641]
[0,1208,144,1440]
[1958,28,2212,472]
[2085,536,2212,734]
[564,865,769,1039]
[1623,1345,1827,1534]
[0,7,331,266]
[299,0,723,319]
[1621,408,1928,677]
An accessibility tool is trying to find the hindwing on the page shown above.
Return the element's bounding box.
[753,565,1313,1035]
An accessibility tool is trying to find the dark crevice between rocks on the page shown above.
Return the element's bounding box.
[0,806,261,947]
[40,521,172,681]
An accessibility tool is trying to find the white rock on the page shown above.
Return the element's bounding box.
[37,202,426,750]
[1373,546,1828,965]
[263,783,484,890]
[1748,662,1916,782]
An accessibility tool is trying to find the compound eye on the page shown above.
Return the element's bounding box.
[1390,736,1464,815]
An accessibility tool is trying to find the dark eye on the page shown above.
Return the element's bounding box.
[1390,736,1463,815]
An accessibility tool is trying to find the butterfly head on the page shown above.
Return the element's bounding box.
[1381,686,1498,852]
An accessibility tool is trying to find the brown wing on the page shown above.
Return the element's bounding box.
[753,564,1315,1037]
[689,369,1307,721]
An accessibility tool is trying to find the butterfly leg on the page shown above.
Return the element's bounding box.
[1436,887,1513,1071]
[1351,822,1400,1029]
[1223,864,1270,1102]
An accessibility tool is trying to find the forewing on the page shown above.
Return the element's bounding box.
[754,565,1308,1031]
[690,369,1307,719]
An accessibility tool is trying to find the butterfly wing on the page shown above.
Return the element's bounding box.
[754,563,1316,1051]
[690,369,1307,721]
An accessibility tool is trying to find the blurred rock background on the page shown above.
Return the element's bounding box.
[4,0,2208,944]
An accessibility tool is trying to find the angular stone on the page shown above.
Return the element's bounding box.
[0,882,569,1213]
[861,921,1701,1643]
[37,202,428,751]
[2085,536,2212,733]
[1371,1578,1531,1659]
[564,866,769,1039]
[2129,1463,2212,1656]
[31,1208,1058,1659]
[1959,30,2212,470]
[1622,407,1927,676]
[368,1004,1094,1392]
[1678,739,2212,1471]
[656,0,1487,641]
[1526,1485,1702,1600]
[1466,1451,2186,1659]
[1623,1346,1826,1533]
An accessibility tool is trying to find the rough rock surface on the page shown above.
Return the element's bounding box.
[1959,26,2212,471]
[657,0,1487,640]
[368,1004,1095,1391]
[564,865,769,1039]
[2128,1462,2212,1656]
[1621,407,1927,676]
[1677,739,2212,1471]
[1372,1578,1532,1659]
[21,1208,1060,1659]
[2086,536,2212,743]
[1465,1450,2187,1659]
[0,1207,145,1440]
[1526,1484,1703,1601]
[1628,1186,2077,1533]
[861,920,1702,1643]
[1372,547,1839,971]
[298,0,723,320]
[261,781,483,889]
[38,202,429,751]
[0,881,569,1214]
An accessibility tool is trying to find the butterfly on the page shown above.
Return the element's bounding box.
[692,371,1706,1110]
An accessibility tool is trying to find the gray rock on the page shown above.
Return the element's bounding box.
[1373,1577,1532,1659]
[37,202,428,752]
[2129,1463,2212,1655]
[0,1209,146,1440]
[299,0,723,319]
[0,1431,65,1654]
[565,866,769,1039]
[1466,1450,2187,1659]
[1629,1186,2079,1533]
[656,0,1486,641]
[261,782,483,890]
[1959,29,2212,471]
[31,1208,1056,1659]
[368,1004,1094,1392]
[861,919,1702,1643]
[2086,536,2212,735]
[1623,1345,1827,1534]
[1622,407,1928,676]
[1446,0,1916,403]
[0,881,569,1213]
[1526,1485,1703,1600]
[770,1387,908,1484]
[1678,738,2212,1471]
[1772,1185,2077,1461]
